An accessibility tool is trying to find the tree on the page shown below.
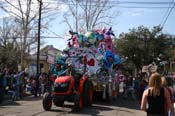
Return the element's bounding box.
[116,25,175,73]
[0,0,39,68]
[0,0,61,69]
[0,18,21,69]
[61,0,118,32]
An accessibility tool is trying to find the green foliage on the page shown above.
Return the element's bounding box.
[0,42,20,70]
[115,25,175,73]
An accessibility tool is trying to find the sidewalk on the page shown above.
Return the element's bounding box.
[3,92,32,101]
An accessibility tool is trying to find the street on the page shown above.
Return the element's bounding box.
[0,96,146,116]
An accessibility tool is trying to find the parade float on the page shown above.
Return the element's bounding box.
[43,27,123,111]
[61,27,123,101]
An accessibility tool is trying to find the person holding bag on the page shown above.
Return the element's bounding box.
[141,72,172,116]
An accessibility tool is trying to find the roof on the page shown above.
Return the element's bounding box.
[33,45,62,56]
[25,55,47,61]
[25,45,62,61]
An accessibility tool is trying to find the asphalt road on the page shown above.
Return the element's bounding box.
[0,96,146,116]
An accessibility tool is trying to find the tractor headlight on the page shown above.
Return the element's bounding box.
[54,82,60,87]
[54,82,69,87]
[103,84,106,87]
[60,82,69,87]
[108,79,112,83]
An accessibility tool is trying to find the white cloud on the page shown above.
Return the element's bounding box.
[1,0,38,18]
[128,8,153,17]
[131,12,142,16]
[0,13,10,19]
[59,3,69,12]
[1,0,68,18]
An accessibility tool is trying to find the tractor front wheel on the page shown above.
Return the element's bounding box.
[42,92,52,111]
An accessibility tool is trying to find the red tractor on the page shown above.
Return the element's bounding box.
[42,56,93,111]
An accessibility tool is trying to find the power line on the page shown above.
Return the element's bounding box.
[116,6,175,9]
[1,1,174,7]
[0,0,64,40]
[41,36,65,39]
[55,0,174,5]
[1,4,172,9]
[46,1,174,5]
[41,1,175,9]
[46,1,175,9]
[160,0,174,25]
[1,1,172,13]
[161,0,175,27]
[117,1,173,5]
[41,25,65,39]
[1,0,174,38]
[0,36,65,39]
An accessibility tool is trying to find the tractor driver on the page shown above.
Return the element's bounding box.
[49,58,66,93]
[50,58,66,80]
[55,63,62,73]
[54,59,66,76]
[66,56,84,90]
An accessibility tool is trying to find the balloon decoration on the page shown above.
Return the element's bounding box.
[97,34,104,41]
[67,30,80,48]
[67,27,117,52]
[98,42,106,54]
[78,34,87,44]
[85,31,96,44]
[63,27,122,76]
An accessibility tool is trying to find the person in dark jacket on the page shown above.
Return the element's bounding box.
[162,76,174,116]
[0,72,5,104]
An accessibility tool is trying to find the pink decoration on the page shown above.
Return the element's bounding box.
[103,34,114,52]
[72,35,80,48]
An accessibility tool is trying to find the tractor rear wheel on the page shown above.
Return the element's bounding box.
[83,79,93,106]
[74,93,83,111]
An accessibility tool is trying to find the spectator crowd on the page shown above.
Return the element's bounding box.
[0,68,48,103]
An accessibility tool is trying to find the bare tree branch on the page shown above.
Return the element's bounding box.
[61,0,119,32]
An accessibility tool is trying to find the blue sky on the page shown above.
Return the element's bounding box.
[116,5,174,35]
[0,0,174,51]
[44,0,174,50]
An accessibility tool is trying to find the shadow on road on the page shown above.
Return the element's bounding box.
[94,98,141,110]
[47,102,113,116]
[0,100,20,107]
[69,105,113,116]
[0,96,42,107]
[21,96,43,101]
[45,97,141,116]
[69,98,140,115]
[0,96,141,116]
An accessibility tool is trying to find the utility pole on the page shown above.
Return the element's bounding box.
[75,0,79,32]
[35,0,42,97]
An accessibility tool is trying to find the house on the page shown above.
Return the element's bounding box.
[24,45,62,76]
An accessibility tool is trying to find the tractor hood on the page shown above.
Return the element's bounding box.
[55,76,73,83]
